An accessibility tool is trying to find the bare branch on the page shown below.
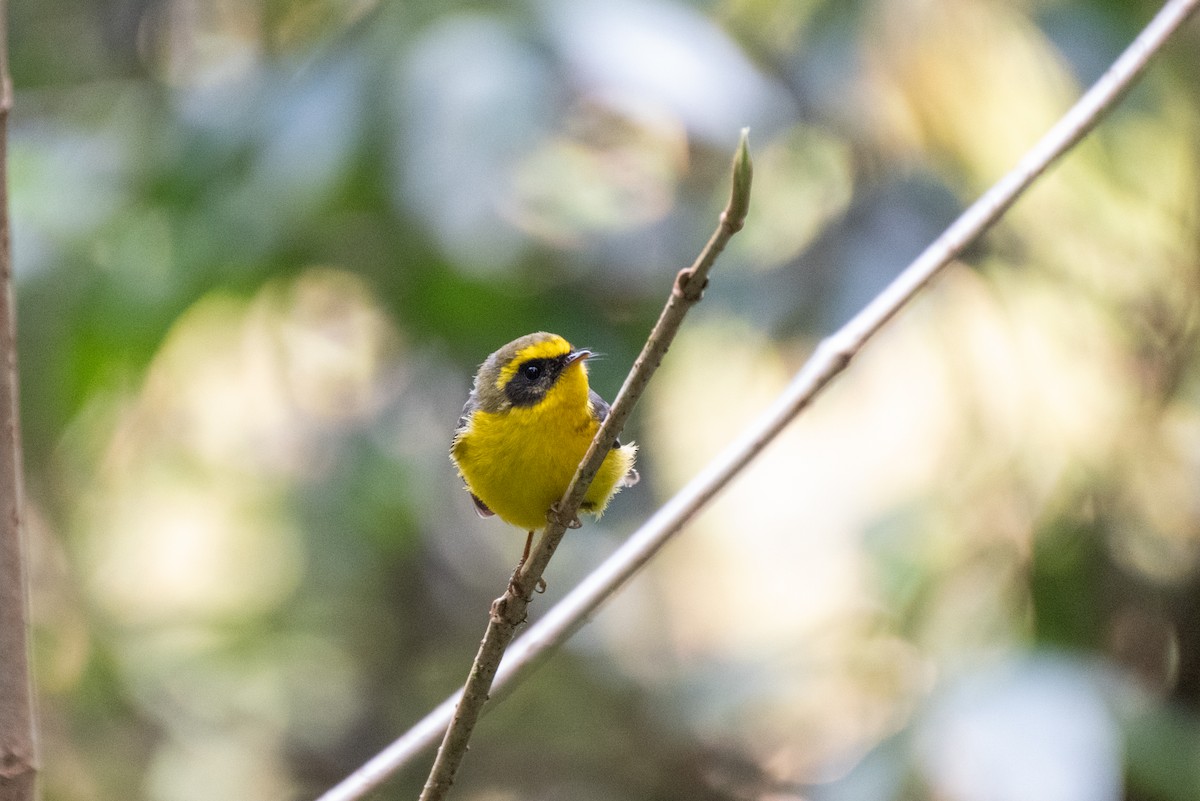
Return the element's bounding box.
[414,130,752,801]
[315,1,1200,798]
[0,0,37,798]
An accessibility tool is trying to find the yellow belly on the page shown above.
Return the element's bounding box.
[452,400,636,531]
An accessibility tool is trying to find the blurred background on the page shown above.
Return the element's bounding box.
[12,0,1200,799]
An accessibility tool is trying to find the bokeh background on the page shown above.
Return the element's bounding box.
[13,0,1200,799]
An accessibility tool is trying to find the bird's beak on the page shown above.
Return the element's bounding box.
[565,349,592,366]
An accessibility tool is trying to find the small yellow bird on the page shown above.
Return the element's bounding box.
[451,332,638,558]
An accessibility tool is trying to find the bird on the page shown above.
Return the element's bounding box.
[450,332,639,570]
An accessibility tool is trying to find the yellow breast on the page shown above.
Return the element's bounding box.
[452,364,635,531]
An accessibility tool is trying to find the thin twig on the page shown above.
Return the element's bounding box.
[412,130,752,801]
[0,0,37,798]
[505,127,752,598]
[316,2,1199,798]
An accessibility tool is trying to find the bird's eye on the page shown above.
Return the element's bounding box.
[521,363,541,381]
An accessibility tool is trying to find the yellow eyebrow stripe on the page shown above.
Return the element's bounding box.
[493,335,573,391]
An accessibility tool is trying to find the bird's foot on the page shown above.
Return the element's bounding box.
[506,531,548,598]
[548,501,583,530]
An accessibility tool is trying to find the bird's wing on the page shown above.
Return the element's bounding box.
[588,388,623,448]
[589,388,610,424]
[455,391,477,436]
[590,388,639,486]
[453,392,495,517]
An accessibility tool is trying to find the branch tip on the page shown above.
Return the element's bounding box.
[726,128,753,230]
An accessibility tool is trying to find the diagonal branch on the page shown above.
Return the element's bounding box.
[316,1,1199,798]
[315,133,751,801]
[411,130,752,801]
[0,0,37,799]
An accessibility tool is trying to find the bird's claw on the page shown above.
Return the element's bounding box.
[507,572,548,599]
[548,502,583,530]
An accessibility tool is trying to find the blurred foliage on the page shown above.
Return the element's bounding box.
[11,0,1200,800]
